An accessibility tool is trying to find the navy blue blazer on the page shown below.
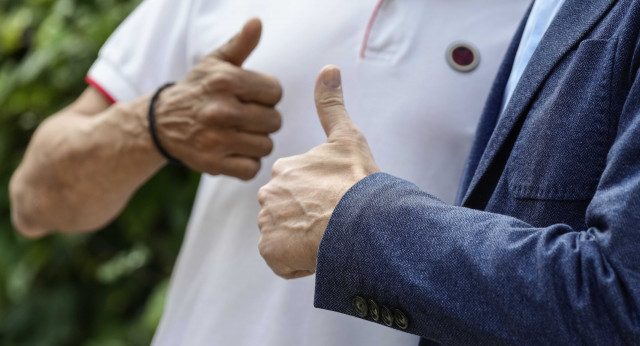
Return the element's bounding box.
[314,0,640,344]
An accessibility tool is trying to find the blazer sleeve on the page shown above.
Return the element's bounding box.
[314,73,640,345]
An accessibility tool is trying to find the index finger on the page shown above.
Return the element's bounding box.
[233,68,283,106]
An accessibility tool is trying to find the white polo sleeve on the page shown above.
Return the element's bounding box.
[87,0,195,103]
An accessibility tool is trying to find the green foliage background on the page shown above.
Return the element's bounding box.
[0,0,200,344]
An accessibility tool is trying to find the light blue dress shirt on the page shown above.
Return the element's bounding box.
[502,0,566,111]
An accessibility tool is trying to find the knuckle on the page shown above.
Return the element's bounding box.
[257,239,297,279]
[219,103,244,124]
[239,160,261,181]
[203,161,222,176]
[257,210,269,229]
[198,132,222,151]
[281,266,308,280]
[251,159,262,174]
[261,137,274,156]
[206,70,236,91]
[204,102,243,126]
[257,236,272,259]
[271,158,286,176]
[270,110,283,132]
[317,95,344,109]
[198,102,221,120]
[257,238,267,257]
[276,266,295,279]
[257,186,270,205]
[268,75,284,102]
[202,153,224,173]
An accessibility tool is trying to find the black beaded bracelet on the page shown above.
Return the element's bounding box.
[148,82,183,166]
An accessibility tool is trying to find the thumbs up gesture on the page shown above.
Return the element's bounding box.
[258,65,380,279]
[152,18,283,179]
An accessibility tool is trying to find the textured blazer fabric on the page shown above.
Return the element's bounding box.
[315,0,640,344]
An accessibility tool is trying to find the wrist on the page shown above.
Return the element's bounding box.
[112,95,167,167]
[148,83,183,165]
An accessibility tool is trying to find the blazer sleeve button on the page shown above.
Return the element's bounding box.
[380,305,394,327]
[393,309,409,330]
[367,299,380,322]
[351,296,368,318]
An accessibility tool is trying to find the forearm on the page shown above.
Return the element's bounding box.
[10,96,165,237]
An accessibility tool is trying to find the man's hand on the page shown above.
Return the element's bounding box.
[154,18,283,179]
[257,65,380,279]
[9,18,282,237]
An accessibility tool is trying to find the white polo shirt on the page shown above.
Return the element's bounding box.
[88,0,529,344]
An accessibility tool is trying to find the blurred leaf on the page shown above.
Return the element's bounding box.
[0,1,196,345]
[0,8,33,53]
[6,261,34,303]
[96,244,151,284]
[141,279,169,331]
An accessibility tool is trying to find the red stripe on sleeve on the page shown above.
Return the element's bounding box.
[85,76,117,104]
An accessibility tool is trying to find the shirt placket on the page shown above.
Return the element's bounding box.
[360,0,418,63]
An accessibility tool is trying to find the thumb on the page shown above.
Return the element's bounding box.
[209,18,262,66]
[314,65,354,139]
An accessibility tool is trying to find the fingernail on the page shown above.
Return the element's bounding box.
[321,67,341,89]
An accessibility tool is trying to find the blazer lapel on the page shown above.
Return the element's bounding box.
[461,0,618,209]
[454,4,531,206]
